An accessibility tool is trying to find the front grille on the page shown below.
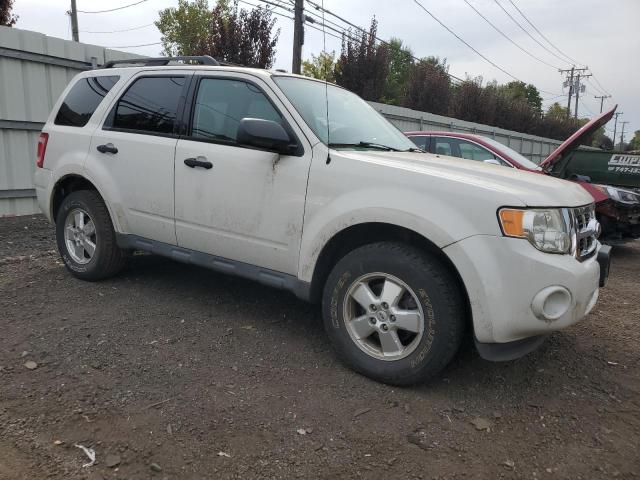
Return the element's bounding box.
[571,204,598,261]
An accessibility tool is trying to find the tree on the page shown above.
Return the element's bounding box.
[402,56,450,115]
[302,51,337,83]
[335,18,390,102]
[546,102,570,120]
[156,0,211,56]
[382,38,414,105]
[626,130,640,151]
[0,0,18,26]
[500,81,542,115]
[598,135,614,150]
[156,0,280,68]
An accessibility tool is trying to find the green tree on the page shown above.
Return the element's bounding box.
[0,0,18,26]
[302,51,337,83]
[382,38,414,105]
[626,130,640,151]
[156,0,211,56]
[501,81,542,115]
[546,102,570,120]
[156,0,280,68]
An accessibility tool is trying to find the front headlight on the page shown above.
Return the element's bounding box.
[499,208,572,254]
[601,185,640,205]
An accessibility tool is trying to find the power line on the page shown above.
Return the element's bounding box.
[238,0,294,20]
[412,0,526,84]
[105,41,161,48]
[505,0,612,99]
[591,75,610,96]
[462,0,560,70]
[492,0,571,67]
[579,98,594,117]
[78,0,148,14]
[506,0,583,67]
[586,77,609,97]
[81,23,155,34]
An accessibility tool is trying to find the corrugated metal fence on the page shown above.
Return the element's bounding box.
[0,26,140,216]
[369,101,564,164]
[1,26,570,217]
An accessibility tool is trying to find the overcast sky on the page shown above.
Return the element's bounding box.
[13,0,640,142]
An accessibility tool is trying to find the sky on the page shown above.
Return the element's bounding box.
[12,0,640,144]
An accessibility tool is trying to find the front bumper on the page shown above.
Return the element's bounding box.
[444,235,602,345]
[598,200,640,241]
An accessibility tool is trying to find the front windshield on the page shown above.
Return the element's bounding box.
[480,136,541,170]
[273,76,418,152]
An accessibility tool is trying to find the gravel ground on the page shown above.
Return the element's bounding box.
[0,214,638,480]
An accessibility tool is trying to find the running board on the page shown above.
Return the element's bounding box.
[116,234,311,300]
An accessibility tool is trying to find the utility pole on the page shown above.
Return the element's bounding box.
[613,112,623,148]
[292,0,304,74]
[594,94,612,113]
[560,66,574,117]
[573,72,592,119]
[69,0,80,42]
[619,121,630,150]
[559,66,589,118]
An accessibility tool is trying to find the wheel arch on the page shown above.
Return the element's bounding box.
[51,175,111,226]
[307,222,471,327]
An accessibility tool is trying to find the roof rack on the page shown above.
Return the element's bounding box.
[100,55,220,69]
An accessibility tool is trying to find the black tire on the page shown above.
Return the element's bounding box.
[322,242,466,386]
[55,190,127,281]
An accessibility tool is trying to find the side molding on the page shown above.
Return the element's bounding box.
[116,234,312,300]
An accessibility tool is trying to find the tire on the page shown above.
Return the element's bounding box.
[322,242,466,386]
[55,190,127,281]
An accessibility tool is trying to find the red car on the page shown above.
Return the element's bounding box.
[405,107,638,241]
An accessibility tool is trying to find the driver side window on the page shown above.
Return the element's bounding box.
[191,78,282,143]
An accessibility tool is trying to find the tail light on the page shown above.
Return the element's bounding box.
[36,132,49,168]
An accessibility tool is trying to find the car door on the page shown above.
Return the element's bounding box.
[86,72,189,245]
[173,73,312,275]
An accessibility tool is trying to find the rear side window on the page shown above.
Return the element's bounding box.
[408,135,429,151]
[112,76,185,135]
[54,76,119,127]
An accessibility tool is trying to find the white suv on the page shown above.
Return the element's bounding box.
[34,56,610,385]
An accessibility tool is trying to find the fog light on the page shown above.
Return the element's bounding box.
[531,286,572,322]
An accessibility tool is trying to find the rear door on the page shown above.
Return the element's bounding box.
[86,72,189,245]
[173,73,312,275]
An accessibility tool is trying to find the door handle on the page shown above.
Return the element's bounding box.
[184,157,213,170]
[97,143,118,154]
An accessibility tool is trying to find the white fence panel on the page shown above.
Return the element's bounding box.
[0,26,141,216]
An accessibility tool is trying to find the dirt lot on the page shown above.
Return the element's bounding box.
[0,214,638,480]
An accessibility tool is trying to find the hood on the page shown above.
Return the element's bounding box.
[338,150,594,208]
[539,105,617,170]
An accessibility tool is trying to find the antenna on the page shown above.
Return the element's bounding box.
[321,0,331,165]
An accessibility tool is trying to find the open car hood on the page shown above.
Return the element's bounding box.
[539,105,617,170]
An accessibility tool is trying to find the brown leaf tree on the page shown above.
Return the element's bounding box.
[1,0,18,26]
[335,18,390,102]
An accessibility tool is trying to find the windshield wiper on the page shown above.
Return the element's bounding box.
[328,141,401,152]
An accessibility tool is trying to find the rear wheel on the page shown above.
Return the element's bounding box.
[55,190,126,280]
[322,242,465,385]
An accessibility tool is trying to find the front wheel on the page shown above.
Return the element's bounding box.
[55,190,127,281]
[322,242,466,385]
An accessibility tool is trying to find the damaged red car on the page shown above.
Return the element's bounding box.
[406,107,640,242]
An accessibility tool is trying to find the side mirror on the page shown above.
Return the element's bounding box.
[483,159,502,166]
[237,118,294,154]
